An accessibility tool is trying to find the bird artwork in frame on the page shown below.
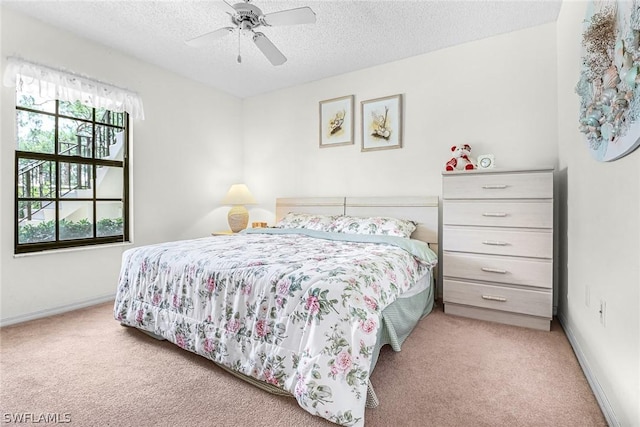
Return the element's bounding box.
[319,95,354,148]
[361,94,403,152]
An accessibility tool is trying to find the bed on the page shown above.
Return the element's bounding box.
[114,196,439,426]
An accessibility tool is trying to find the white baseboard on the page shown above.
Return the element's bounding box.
[0,294,115,327]
[557,313,617,427]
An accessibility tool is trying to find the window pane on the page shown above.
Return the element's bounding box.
[16,110,55,153]
[18,203,56,244]
[59,162,93,198]
[16,93,56,113]
[17,159,56,199]
[95,126,125,160]
[96,166,122,198]
[58,118,93,157]
[97,202,123,237]
[59,201,93,240]
[17,200,55,222]
[59,100,92,120]
[96,108,125,127]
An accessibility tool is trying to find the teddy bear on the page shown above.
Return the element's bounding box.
[445,144,476,171]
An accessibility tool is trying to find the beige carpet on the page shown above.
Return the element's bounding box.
[0,301,606,427]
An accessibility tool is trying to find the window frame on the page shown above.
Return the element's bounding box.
[14,98,130,254]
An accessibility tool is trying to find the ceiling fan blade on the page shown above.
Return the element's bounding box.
[185,27,234,47]
[262,6,316,26]
[221,0,237,14]
[253,32,287,66]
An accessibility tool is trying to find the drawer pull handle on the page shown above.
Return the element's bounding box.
[482,184,508,189]
[482,295,507,302]
[481,267,507,274]
[482,240,509,246]
[482,212,507,217]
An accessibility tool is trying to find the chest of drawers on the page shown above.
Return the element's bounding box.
[441,168,554,330]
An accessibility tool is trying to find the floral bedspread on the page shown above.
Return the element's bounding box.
[114,230,436,426]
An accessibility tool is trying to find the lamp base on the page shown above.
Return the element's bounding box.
[228,205,249,232]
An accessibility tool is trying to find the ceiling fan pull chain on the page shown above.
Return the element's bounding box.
[237,30,242,63]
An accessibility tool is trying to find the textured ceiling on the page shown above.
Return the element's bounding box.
[2,0,562,98]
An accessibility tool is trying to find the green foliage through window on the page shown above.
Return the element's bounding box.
[18,218,125,244]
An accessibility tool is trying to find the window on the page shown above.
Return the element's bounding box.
[15,92,129,254]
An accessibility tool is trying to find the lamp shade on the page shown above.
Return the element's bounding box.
[221,184,257,205]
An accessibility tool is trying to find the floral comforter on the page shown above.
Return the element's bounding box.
[114,229,436,426]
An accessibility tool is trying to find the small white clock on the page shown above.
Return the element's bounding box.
[477,154,495,169]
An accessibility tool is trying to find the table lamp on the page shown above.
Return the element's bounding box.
[221,184,256,232]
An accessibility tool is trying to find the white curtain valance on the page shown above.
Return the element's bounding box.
[3,57,145,120]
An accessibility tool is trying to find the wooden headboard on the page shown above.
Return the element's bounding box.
[275,197,344,218]
[275,196,439,249]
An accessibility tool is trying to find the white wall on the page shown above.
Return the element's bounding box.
[243,23,559,218]
[556,2,640,426]
[0,7,243,323]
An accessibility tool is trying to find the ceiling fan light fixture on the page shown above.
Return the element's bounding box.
[231,2,263,27]
[185,0,316,66]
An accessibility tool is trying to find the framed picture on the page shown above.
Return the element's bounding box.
[361,94,403,152]
[319,95,354,148]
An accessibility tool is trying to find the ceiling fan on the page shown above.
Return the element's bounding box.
[185,0,316,66]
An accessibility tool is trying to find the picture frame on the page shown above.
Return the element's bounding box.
[361,94,403,152]
[319,95,354,148]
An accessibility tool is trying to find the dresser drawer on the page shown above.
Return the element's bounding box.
[444,279,552,318]
[442,171,553,199]
[443,200,552,228]
[443,226,552,258]
[443,252,552,289]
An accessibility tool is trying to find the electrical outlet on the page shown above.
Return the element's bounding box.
[585,286,590,307]
[599,300,606,326]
